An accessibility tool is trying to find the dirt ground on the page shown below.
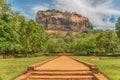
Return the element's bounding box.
[35,56,90,70]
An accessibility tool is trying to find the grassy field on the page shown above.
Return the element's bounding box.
[72,56,120,80]
[0,56,54,80]
[0,56,120,80]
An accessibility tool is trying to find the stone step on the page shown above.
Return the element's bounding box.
[15,56,108,80]
[29,75,93,80]
[94,73,108,80]
[31,71,92,76]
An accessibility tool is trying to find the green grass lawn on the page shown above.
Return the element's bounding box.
[0,56,120,80]
[0,56,54,80]
[72,56,120,80]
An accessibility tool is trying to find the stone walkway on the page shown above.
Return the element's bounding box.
[15,56,109,80]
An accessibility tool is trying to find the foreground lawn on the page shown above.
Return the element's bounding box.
[0,56,120,80]
[0,56,54,80]
[73,56,120,80]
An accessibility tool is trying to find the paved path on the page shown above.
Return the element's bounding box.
[15,55,108,80]
[35,56,90,70]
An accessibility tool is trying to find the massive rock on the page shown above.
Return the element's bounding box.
[36,10,92,35]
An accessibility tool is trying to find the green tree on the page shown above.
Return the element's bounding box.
[96,30,119,54]
[0,14,22,57]
[19,20,47,55]
[0,0,48,57]
[115,17,120,37]
[46,38,65,53]
[0,0,11,14]
[74,36,96,54]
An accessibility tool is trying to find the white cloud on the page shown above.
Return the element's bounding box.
[11,7,33,19]
[53,0,120,29]
[31,4,49,13]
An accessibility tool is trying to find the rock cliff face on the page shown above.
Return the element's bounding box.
[36,10,92,35]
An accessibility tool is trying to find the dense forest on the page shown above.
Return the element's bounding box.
[0,0,120,58]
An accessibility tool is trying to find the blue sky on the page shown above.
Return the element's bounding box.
[6,0,120,29]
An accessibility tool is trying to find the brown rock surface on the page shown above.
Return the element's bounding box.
[36,10,92,35]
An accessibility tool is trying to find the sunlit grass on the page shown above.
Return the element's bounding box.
[0,56,120,80]
[0,56,54,80]
[73,56,120,80]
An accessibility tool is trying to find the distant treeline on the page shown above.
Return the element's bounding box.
[39,9,82,16]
